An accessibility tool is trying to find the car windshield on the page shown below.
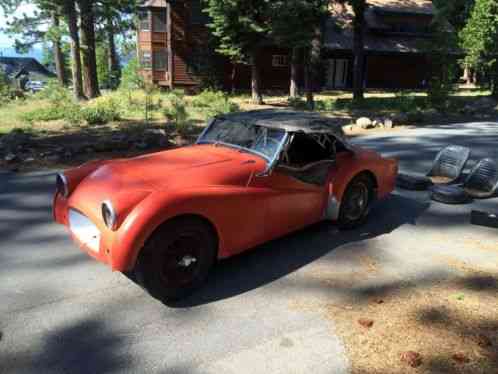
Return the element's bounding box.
[198,119,286,161]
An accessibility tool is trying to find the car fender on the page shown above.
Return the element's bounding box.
[111,185,256,271]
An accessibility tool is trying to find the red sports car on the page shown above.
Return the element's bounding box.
[53,110,397,301]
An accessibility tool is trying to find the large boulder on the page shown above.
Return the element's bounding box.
[356,117,373,129]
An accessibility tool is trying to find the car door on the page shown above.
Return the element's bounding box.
[250,168,327,240]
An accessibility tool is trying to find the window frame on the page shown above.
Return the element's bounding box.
[152,9,167,32]
[272,55,290,68]
[153,49,168,71]
[140,50,152,69]
[138,10,150,31]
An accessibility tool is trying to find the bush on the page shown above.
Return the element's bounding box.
[34,80,73,105]
[163,90,188,127]
[21,102,82,124]
[81,97,121,125]
[21,107,66,122]
[191,90,239,119]
[0,68,11,105]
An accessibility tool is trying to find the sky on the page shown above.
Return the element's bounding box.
[0,3,39,53]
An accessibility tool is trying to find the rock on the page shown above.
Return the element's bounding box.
[401,351,422,368]
[372,118,384,128]
[356,117,373,129]
[110,133,128,143]
[477,334,492,347]
[0,131,31,152]
[358,318,374,328]
[145,128,167,137]
[452,353,470,364]
[384,119,394,129]
[46,154,61,162]
[4,153,17,163]
[135,141,149,150]
[159,137,173,148]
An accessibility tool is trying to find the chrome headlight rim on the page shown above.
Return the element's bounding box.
[56,173,69,198]
[102,200,118,231]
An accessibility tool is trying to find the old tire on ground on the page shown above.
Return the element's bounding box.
[430,185,472,205]
[396,173,433,191]
[338,174,374,230]
[135,217,217,303]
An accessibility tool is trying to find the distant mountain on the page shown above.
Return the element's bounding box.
[0,47,44,62]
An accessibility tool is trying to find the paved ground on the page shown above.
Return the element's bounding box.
[1,122,497,374]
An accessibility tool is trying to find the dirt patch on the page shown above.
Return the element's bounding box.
[325,272,498,374]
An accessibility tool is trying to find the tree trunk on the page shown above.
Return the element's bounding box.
[106,15,120,89]
[290,47,299,98]
[306,26,322,109]
[304,55,313,109]
[63,0,85,100]
[78,0,100,98]
[463,65,472,85]
[250,51,263,105]
[231,63,237,94]
[352,2,366,103]
[51,12,66,85]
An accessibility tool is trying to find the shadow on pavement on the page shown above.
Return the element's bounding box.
[174,193,429,307]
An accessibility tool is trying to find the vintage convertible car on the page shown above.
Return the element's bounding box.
[53,110,397,301]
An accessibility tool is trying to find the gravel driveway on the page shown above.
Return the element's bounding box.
[1,122,497,374]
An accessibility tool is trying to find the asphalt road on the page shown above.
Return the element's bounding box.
[1,122,498,374]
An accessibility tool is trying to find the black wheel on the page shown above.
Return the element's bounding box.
[135,217,217,302]
[338,174,374,230]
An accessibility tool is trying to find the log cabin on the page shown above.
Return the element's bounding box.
[137,0,435,92]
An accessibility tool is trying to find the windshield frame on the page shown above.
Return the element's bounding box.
[196,118,290,166]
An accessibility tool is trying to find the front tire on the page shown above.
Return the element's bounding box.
[338,174,374,230]
[135,217,217,303]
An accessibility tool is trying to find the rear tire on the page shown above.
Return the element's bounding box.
[135,217,217,303]
[338,174,374,230]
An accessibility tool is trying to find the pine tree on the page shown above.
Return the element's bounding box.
[461,0,498,97]
[204,0,271,104]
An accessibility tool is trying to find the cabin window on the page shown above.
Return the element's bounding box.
[138,10,150,31]
[153,50,168,70]
[191,0,209,25]
[140,51,152,69]
[152,10,167,32]
[272,55,289,67]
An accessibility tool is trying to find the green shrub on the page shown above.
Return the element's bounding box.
[34,80,72,104]
[191,90,239,119]
[81,97,121,125]
[21,103,82,124]
[21,107,66,122]
[163,90,188,126]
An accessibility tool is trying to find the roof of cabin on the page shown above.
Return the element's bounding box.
[325,0,434,54]
[0,57,55,79]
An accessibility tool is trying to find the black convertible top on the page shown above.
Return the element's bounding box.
[219,109,346,138]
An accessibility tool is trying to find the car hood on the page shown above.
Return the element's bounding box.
[74,144,262,196]
[68,144,262,224]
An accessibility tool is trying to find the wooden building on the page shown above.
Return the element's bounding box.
[137,0,435,91]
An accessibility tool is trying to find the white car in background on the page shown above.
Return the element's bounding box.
[25,80,46,93]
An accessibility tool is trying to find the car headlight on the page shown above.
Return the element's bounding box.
[56,173,69,198]
[102,200,117,231]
